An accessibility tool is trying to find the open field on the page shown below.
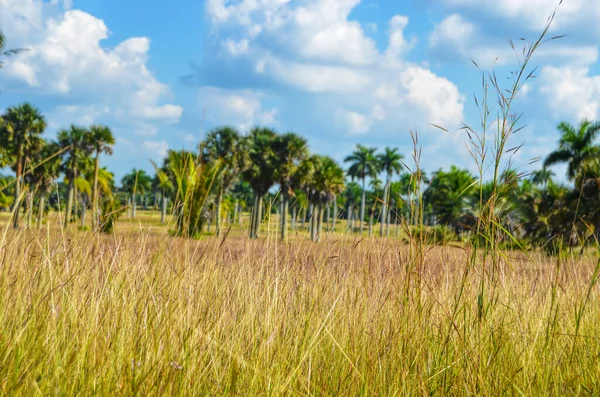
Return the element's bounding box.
[0,216,599,395]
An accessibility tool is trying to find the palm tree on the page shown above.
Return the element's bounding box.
[162,150,214,237]
[344,145,379,234]
[377,147,404,237]
[88,125,115,232]
[307,156,345,242]
[121,169,152,219]
[544,120,600,180]
[343,181,362,231]
[423,166,475,236]
[151,160,174,225]
[0,103,46,228]
[241,127,278,239]
[273,132,309,241]
[200,126,243,236]
[25,141,61,228]
[530,168,554,188]
[58,125,93,227]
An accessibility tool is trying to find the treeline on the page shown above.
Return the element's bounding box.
[1,102,600,251]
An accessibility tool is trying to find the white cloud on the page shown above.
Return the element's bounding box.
[345,111,372,135]
[539,66,600,121]
[142,140,169,159]
[429,14,475,55]
[435,0,600,36]
[3,60,39,86]
[386,15,415,59]
[429,13,598,68]
[1,5,182,127]
[224,38,249,56]
[202,1,465,138]
[400,66,464,126]
[197,87,278,132]
[264,57,371,93]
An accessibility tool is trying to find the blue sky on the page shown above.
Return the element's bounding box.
[1,0,600,182]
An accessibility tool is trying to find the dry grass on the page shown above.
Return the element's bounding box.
[0,218,598,396]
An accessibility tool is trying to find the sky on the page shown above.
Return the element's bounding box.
[1,0,600,182]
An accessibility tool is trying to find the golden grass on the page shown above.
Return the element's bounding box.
[0,217,599,395]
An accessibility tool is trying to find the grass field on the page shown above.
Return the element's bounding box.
[0,211,599,395]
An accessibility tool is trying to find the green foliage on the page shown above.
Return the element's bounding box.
[307,156,345,206]
[544,120,600,180]
[121,169,152,195]
[165,150,215,238]
[98,198,126,234]
[424,166,476,235]
[404,225,459,245]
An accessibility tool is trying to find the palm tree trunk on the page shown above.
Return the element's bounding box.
[310,204,318,243]
[317,204,324,242]
[25,190,33,227]
[256,195,263,238]
[250,193,263,239]
[368,216,373,237]
[92,151,100,232]
[380,177,390,237]
[215,182,223,237]
[292,206,297,231]
[132,193,137,219]
[161,194,167,225]
[360,178,366,234]
[332,196,338,232]
[308,203,314,234]
[249,195,256,238]
[347,203,353,232]
[280,194,289,241]
[80,195,86,228]
[385,195,393,237]
[12,151,23,229]
[65,177,75,227]
[37,194,46,229]
[233,200,239,224]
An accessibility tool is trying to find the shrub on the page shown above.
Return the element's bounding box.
[99,198,126,234]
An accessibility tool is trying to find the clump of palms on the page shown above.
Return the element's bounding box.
[164,150,215,238]
[200,126,244,236]
[242,127,278,239]
[0,103,46,228]
[345,145,379,235]
[377,147,404,237]
[88,125,115,232]
[25,141,62,228]
[272,132,309,241]
[307,156,345,242]
[58,125,94,227]
[121,169,152,219]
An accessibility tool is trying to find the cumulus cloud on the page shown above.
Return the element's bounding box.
[199,0,464,139]
[0,2,182,129]
[539,66,600,121]
[198,87,278,132]
[433,0,600,38]
[142,140,169,159]
[428,13,598,68]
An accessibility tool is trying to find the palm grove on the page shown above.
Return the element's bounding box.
[1,99,600,251]
[3,28,600,249]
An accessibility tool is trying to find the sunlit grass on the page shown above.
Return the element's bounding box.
[0,222,598,395]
